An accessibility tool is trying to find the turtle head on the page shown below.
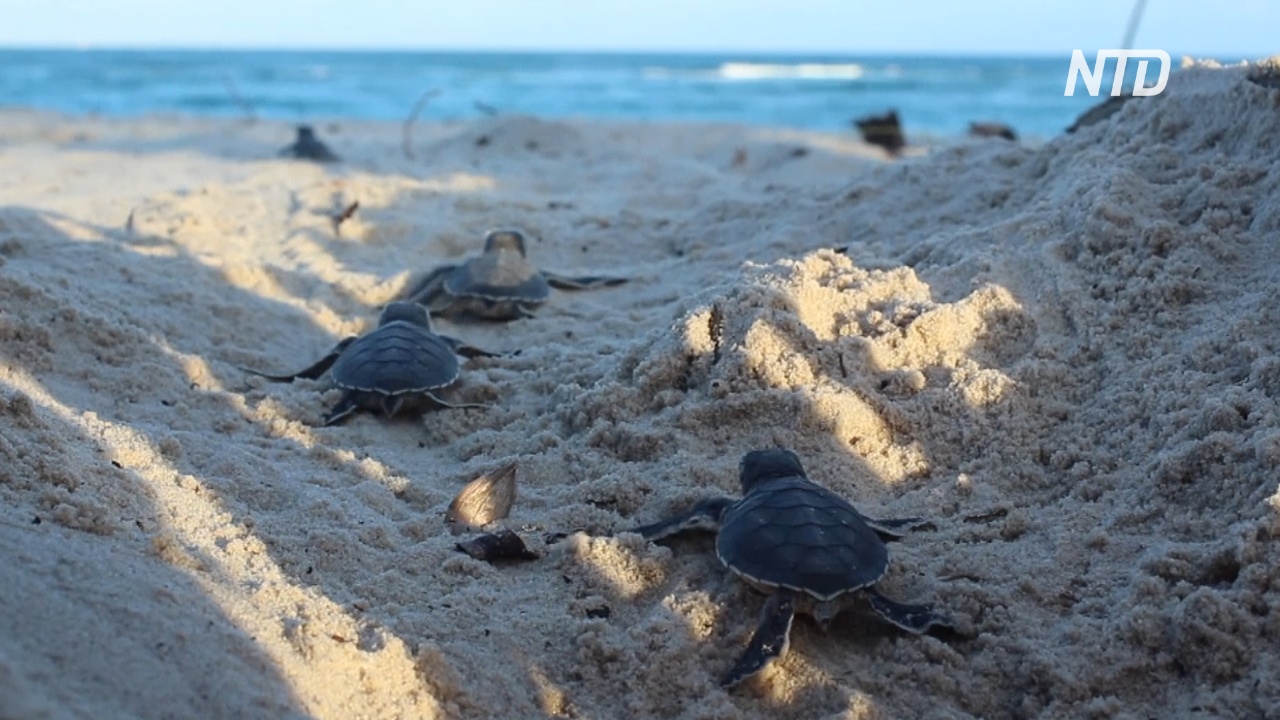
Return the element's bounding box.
[483,229,528,257]
[378,302,432,329]
[738,448,807,494]
[296,125,316,141]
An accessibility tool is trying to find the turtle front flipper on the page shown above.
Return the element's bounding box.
[321,391,362,426]
[401,265,458,307]
[723,590,797,688]
[625,497,734,540]
[542,271,629,290]
[860,515,931,541]
[241,336,357,382]
[864,588,954,634]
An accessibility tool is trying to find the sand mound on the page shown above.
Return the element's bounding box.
[1,59,1278,719]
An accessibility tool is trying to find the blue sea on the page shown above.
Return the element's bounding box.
[0,50,1179,138]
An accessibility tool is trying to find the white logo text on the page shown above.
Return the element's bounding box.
[1064,49,1171,97]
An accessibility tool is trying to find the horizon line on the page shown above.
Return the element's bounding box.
[0,43,1265,61]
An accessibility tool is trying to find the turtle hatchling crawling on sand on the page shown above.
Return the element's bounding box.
[243,302,494,425]
[280,124,340,163]
[627,448,953,688]
[400,229,628,321]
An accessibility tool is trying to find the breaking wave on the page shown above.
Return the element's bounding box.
[641,61,866,82]
[715,62,865,80]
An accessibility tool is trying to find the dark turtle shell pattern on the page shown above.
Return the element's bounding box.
[329,319,460,396]
[715,476,890,602]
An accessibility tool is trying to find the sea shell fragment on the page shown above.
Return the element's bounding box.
[446,462,518,535]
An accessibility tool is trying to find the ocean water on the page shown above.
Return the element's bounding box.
[0,50,1174,138]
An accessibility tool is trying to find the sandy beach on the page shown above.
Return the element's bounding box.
[2,58,1279,719]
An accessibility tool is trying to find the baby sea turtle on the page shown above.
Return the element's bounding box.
[400,229,627,321]
[853,109,905,156]
[968,121,1017,141]
[280,124,340,163]
[243,302,493,425]
[627,448,953,688]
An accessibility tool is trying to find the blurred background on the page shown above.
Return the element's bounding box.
[1,0,1274,139]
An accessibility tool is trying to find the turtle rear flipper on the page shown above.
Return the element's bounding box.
[378,394,408,418]
[242,336,356,382]
[626,497,734,540]
[543,271,629,290]
[723,591,796,688]
[864,588,953,634]
[860,515,931,541]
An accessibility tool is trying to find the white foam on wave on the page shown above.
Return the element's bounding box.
[640,62,866,81]
[717,62,865,80]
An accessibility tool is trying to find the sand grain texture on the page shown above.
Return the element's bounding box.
[2,60,1279,719]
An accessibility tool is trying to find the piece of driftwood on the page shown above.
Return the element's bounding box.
[331,201,359,236]
[402,89,442,160]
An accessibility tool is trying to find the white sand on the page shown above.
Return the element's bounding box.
[2,59,1279,719]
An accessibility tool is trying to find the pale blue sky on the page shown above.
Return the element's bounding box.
[0,0,1274,57]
